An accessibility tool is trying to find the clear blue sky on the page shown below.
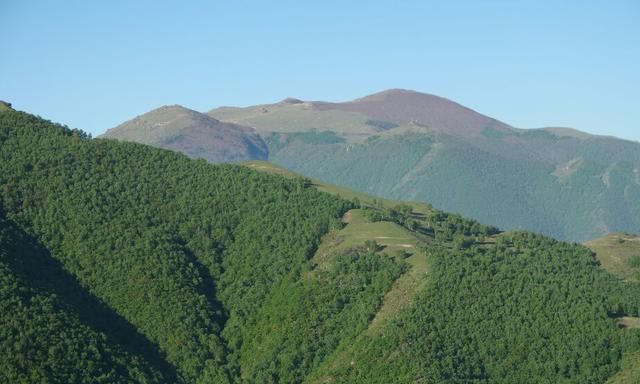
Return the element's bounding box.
[2,0,639,140]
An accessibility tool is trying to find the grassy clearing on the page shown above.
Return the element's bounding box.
[608,352,640,384]
[585,233,640,282]
[243,161,434,266]
[303,211,430,384]
[576,234,640,382]
[308,208,429,320]
[244,161,298,178]
[301,207,431,384]
[256,169,434,383]
[616,317,640,329]
[247,160,640,384]
[310,209,423,269]
[244,162,435,322]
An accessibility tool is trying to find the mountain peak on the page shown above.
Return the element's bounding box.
[313,89,512,136]
[147,104,200,115]
[158,104,189,109]
[279,97,305,105]
[100,105,268,163]
[357,88,423,99]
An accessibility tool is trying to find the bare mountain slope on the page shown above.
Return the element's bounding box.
[101,105,268,163]
[312,88,513,137]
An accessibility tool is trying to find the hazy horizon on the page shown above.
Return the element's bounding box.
[2,0,639,141]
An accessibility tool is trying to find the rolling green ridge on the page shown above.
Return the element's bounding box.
[3,108,640,383]
[307,233,640,384]
[207,90,640,242]
[251,160,640,384]
[0,109,350,382]
[265,131,640,241]
[102,90,640,242]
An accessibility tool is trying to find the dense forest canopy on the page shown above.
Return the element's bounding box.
[1,108,640,383]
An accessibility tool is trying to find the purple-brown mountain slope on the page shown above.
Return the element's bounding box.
[100,105,268,163]
[312,89,513,136]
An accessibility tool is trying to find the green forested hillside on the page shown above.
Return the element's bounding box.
[266,131,640,242]
[308,233,640,383]
[2,109,640,383]
[105,90,640,242]
[0,213,168,383]
[0,109,350,382]
[206,90,640,242]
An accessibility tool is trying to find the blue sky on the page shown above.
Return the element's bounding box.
[1,0,639,140]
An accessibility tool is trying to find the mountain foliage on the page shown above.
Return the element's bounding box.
[2,108,640,383]
[309,233,640,383]
[0,109,350,382]
[207,89,640,242]
[0,213,168,383]
[104,90,640,242]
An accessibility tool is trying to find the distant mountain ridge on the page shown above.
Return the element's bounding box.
[312,89,513,137]
[101,105,267,163]
[105,89,640,242]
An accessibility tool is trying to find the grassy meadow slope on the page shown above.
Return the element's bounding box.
[608,352,640,384]
[3,108,640,383]
[587,233,640,283]
[586,234,640,383]
[0,101,11,112]
[249,160,640,384]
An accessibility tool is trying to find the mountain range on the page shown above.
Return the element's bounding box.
[2,106,640,383]
[102,89,640,242]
